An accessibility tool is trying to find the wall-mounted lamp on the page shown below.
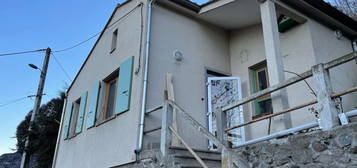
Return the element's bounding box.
[174,50,183,63]
[334,30,343,40]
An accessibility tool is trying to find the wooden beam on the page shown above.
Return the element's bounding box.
[165,73,180,146]
[167,100,250,168]
[169,126,209,168]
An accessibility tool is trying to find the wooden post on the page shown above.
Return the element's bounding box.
[221,148,234,168]
[312,64,339,130]
[216,108,228,147]
[165,73,180,146]
[160,101,173,156]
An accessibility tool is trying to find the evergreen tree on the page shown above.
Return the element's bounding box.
[16,92,65,168]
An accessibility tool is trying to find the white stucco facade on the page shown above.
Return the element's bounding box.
[53,0,357,167]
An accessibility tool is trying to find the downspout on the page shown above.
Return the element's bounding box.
[136,0,155,154]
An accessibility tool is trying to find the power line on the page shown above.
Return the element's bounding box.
[0,95,35,108]
[51,53,72,81]
[53,3,142,53]
[0,49,46,57]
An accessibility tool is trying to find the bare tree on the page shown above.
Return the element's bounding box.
[329,0,357,20]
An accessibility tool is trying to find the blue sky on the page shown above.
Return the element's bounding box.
[0,0,208,155]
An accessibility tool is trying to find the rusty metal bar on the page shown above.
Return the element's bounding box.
[222,52,357,112]
[224,85,357,132]
[225,100,317,132]
[331,86,357,98]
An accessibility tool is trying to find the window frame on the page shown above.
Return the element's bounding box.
[249,61,273,119]
[103,76,118,119]
[96,69,120,126]
[110,29,118,53]
[68,98,81,138]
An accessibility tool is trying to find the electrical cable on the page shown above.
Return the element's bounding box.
[284,70,317,97]
[0,49,45,57]
[53,3,143,53]
[51,53,72,81]
[0,95,36,108]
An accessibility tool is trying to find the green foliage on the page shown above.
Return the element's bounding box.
[16,92,66,168]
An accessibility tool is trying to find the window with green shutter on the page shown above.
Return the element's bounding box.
[86,82,101,129]
[249,61,273,119]
[63,102,73,140]
[95,56,134,126]
[115,56,134,114]
[75,92,88,134]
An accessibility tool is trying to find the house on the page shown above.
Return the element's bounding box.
[52,0,357,167]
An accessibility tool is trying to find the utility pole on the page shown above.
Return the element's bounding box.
[20,47,51,168]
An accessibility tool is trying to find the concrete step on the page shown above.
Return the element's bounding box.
[170,146,222,168]
[174,157,221,168]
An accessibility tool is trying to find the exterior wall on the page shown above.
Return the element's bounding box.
[229,22,317,140]
[309,20,357,112]
[54,1,147,167]
[145,5,231,150]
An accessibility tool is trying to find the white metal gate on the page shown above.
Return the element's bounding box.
[207,77,245,150]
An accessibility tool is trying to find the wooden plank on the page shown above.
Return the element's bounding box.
[160,101,172,156]
[166,73,180,146]
[169,126,209,168]
[167,100,250,168]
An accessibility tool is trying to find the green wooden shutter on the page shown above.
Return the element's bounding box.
[75,92,88,134]
[86,82,101,129]
[115,56,134,114]
[63,102,73,139]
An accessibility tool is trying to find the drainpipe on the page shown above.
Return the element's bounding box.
[136,0,155,154]
[353,39,357,64]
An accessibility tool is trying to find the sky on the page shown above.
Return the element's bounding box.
[0,0,208,155]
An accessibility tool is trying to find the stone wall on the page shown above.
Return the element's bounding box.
[236,122,357,168]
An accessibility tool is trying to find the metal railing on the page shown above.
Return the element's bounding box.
[219,51,357,147]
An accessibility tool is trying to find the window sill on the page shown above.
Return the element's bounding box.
[252,112,273,120]
[66,133,78,140]
[95,115,116,127]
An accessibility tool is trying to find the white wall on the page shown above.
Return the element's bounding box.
[229,21,319,139]
[145,5,231,150]
[309,20,357,112]
[54,1,146,167]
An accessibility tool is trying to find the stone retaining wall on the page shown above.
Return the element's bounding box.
[236,122,357,168]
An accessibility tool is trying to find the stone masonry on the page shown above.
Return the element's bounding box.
[236,122,357,168]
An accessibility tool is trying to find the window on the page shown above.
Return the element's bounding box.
[111,29,118,53]
[99,69,119,121]
[249,61,273,119]
[69,98,81,137]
